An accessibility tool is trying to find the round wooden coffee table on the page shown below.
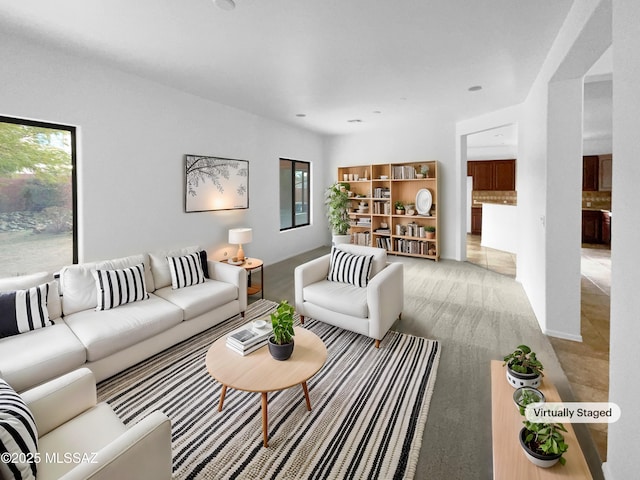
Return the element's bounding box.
[206,326,327,447]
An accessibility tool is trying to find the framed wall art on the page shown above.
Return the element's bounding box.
[184,154,249,212]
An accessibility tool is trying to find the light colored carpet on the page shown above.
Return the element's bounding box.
[97,299,440,479]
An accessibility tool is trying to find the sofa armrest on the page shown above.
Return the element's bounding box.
[59,410,172,480]
[294,254,330,312]
[21,368,97,437]
[208,260,248,312]
[367,262,404,340]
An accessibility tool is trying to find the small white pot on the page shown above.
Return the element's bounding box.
[332,234,351,245]
[506,365,541,389]
[519,428,562,468]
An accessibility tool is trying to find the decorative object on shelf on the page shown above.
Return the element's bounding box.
[415,188,432,216]
[185,155,248,212]
[503,344,544,388]
[513,386,545,414]
[326,183,351,245]
[268,300,295,361]
[421,165,430,178]
[394,201,405,215]
[425,226,435,239]
[519,421,568,467]
[228,228,252,262]
[405,203,416,215]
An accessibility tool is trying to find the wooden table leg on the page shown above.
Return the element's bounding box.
[218,385,227,412]
[301,381,312,411]
[261,392,269,447]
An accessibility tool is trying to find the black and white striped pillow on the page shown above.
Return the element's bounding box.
[0,283,53,339]
[92,263,149,311]
[0,378,38,480]
[168,253,206,289]
[327,247,374,288]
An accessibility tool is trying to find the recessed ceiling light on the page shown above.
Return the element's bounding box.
[295,113,307,118]
[214,0,236,11]
[468,85,483,92]
[347,119,363,123]
[494,133,504,137]
[373,111,382,114]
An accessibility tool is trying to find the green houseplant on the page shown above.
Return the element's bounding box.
[325,183,351,244]
[425,225,436,239]
[519,420,568,467]
[268,300,296,361]
[394,201,405,215]
[503,344,544,388]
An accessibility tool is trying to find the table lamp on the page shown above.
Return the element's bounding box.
[228,228,252,262]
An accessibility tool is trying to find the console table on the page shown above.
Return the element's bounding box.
[490,360,593,479]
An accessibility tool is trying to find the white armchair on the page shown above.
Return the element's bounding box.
[20,368,172,480]
[294,244,403,348]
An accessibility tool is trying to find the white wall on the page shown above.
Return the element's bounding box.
[324,117,457,259]
[0,33,327,265]
[605,2,640,478]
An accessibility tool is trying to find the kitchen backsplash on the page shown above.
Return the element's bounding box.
[582,191,612,209]
[472,191,517,205]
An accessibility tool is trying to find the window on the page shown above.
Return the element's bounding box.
[280,158,310,231]
[0,116,77,277]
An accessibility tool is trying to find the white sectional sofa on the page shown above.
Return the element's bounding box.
[0,246,246,392]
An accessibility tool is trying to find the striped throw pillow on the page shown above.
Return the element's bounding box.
[0,283,53,339]
[92,263,149,311]
[168,253,206,289]
[327,247,374,288]
[0,378,38,480]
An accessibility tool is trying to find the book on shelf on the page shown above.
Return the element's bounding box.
[226,319,272,355]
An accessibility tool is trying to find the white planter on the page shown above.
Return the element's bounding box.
[519,428,562,468]
[332,234,351,245]
[506,365,541,389]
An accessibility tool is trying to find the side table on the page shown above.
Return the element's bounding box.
[222,257,264,299]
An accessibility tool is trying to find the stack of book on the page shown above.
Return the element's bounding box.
[226,320,272,355]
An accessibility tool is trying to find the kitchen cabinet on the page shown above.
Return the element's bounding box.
[468,160,515,191]
[471,207,483,234]
[582,156,599,191]
[582,210,602,244]
[599,154,612,191]
[601,211,611,244]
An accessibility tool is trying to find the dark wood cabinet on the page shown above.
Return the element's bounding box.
[493,160,516,190]
[471,207,483,234]
[582,156,599,191]
[601,211,611,244]
[582,210,602,244]
[468,160,515,191]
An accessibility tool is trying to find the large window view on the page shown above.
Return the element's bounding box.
[0,117,76,277]
[279,158,310,231]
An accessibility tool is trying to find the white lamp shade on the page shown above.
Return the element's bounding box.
[228,228,252,245]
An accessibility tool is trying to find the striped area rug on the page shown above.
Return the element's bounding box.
[97,300,441,479]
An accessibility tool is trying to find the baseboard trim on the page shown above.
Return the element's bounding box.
[544,329,583,342]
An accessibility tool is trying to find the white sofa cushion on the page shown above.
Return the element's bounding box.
[302,279,369,318]
[335,244,387,278]
[149,246,200,290]
[64,293,182,362]
[0,378,38,480]
[37,403,126,480]
[0,273,61,321]
[59,254,152,315]
[0,322,87,393]
[154,279,238,321]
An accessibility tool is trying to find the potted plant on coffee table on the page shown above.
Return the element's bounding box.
[503,344,544,388]
[519,419,568,467]
[268,300,296,361]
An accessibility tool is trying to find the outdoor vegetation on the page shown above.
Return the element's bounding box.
[0,120,73,277]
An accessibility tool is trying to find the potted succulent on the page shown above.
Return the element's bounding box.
[503,344,544,388]
[268,300,296,361]
[326,183,351,245]
[519,420,568,467]
[425,225,436,239]
[394,201,405,215]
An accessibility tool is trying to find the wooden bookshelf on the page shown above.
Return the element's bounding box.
[337,161,439,261]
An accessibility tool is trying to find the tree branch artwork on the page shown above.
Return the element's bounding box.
[185,155,249,212]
